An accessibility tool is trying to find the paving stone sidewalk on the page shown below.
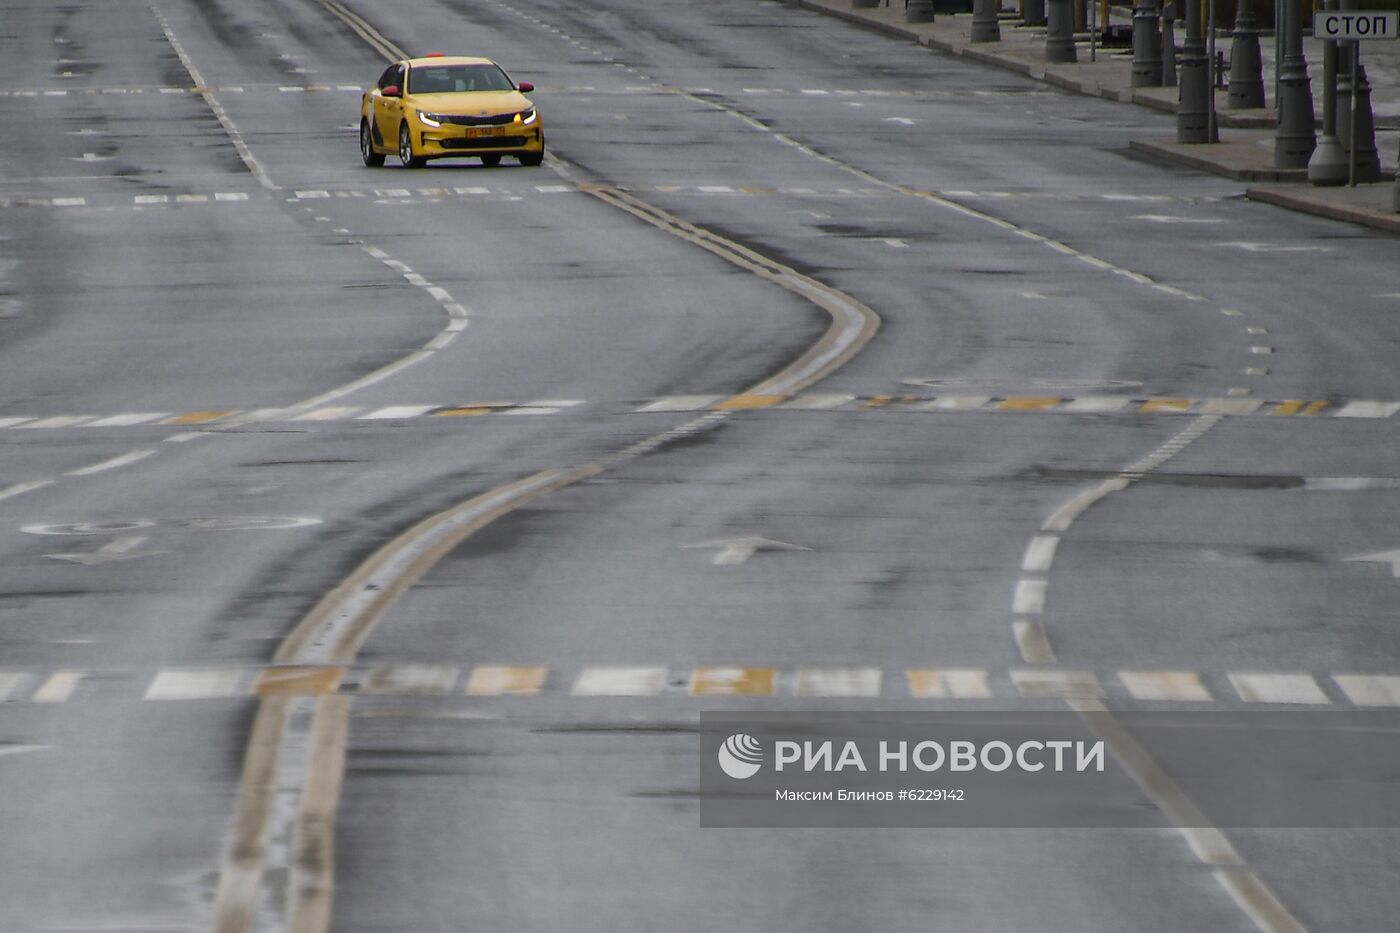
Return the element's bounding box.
[778,0,1400,234]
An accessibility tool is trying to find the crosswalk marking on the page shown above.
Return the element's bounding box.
[573,666,669,696]
[0,665,1392,704]
[358,405,438,420]
[636,395,726,412]
[0,673,29,702]
[795,667,881,697]
[1331,675,1400,707]
[906,669,992,698]
[86,412,170,426]
[690,667,777,695]
[32,672,83,703]
[1229,673,1330,704]
[361,664,459,695]
[1119,670,1213,702]
[465,665,548,696]
[255,666,345,697]
[145,669,246,700]
[1012,669,1104,699]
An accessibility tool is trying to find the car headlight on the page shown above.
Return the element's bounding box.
[417,111,445,127]
[518,108,537,125]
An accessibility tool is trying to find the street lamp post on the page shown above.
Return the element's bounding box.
[1132,0,1164,86]
[1309,0,1349,185]
[1273,0,1315,167]
[1046,0,1078,61]
[972,0,1003,41]
[1227,0,1265,107]
[1178,0,1211,140]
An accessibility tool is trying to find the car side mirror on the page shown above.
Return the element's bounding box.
[517,81,534,93]
[381,85,401,98]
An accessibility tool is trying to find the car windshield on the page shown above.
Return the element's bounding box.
[408,64,514,94]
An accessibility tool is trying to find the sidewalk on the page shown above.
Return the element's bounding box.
[779,0,1400,235]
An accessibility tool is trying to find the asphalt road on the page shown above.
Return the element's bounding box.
[2,0,1399,931]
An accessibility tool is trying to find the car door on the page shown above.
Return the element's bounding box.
[369,63,406,149]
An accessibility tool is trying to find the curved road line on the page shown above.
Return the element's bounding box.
[215,5,884,930]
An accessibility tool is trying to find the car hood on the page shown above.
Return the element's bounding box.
[410,91,532,115]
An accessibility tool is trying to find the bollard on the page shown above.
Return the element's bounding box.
[853,0,881,8]
[972,0,1003,40]
[1227,0,1265,107]
[1046,0,1078,61]
[1393,137,1400,211]
[1132,0,1164,86]
[906,0,936,22]
[1162,1,1178,86]
[1339,60,1382,183]
[1273,0,1315,167]
[1023,0,1047,26]
[1177,0,1211,141]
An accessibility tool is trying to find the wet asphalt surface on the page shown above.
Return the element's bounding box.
[2,0,1400,930]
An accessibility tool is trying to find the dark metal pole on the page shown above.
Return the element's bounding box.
[1132,0,1164,86]
[972,0,1003,41]
[1178,0,1211,140]
[1162,1,1178,85]
[1272,0,1315,167]
[1207,0,1218,140]
[1046,0,1078,61]
[1227,0,1265,107]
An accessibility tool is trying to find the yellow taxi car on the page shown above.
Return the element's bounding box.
[360,54,543,168]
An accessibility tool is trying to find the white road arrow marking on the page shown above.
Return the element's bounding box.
[682,536,813,566]
[884,117,917,125]
[44,536,165,565]
[1345,549,1400,577]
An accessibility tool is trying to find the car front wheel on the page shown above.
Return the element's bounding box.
[398,124,425,169]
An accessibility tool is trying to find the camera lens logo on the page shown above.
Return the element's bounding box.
[718,733,764,780]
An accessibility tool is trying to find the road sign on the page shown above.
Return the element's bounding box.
[1313,11,1398,41]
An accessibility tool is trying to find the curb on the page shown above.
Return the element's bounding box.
[1128,139,1310,182]
[1245,186,1400,235]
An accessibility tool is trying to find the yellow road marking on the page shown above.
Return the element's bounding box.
[716,394,788,410]
[254,666,345,696]
[999,396,1061,411]
[1300,400,1329,416]
[690,666,777,695]
[464,665,548,695]
[1271,400,1307,416]
[160,410,237,425]
[905,669,992,698]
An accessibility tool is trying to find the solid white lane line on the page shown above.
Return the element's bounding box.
[86,412,170,426]
[358,405,438,420]
[0,480,54,502]
[65,449,155,476]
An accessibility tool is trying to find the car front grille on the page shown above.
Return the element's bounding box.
[441,113,515,126]
[438,136,528,150]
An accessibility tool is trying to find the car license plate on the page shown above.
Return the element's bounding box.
[465,127,501,138]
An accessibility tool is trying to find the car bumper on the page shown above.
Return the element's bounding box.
[416,125,543,155]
